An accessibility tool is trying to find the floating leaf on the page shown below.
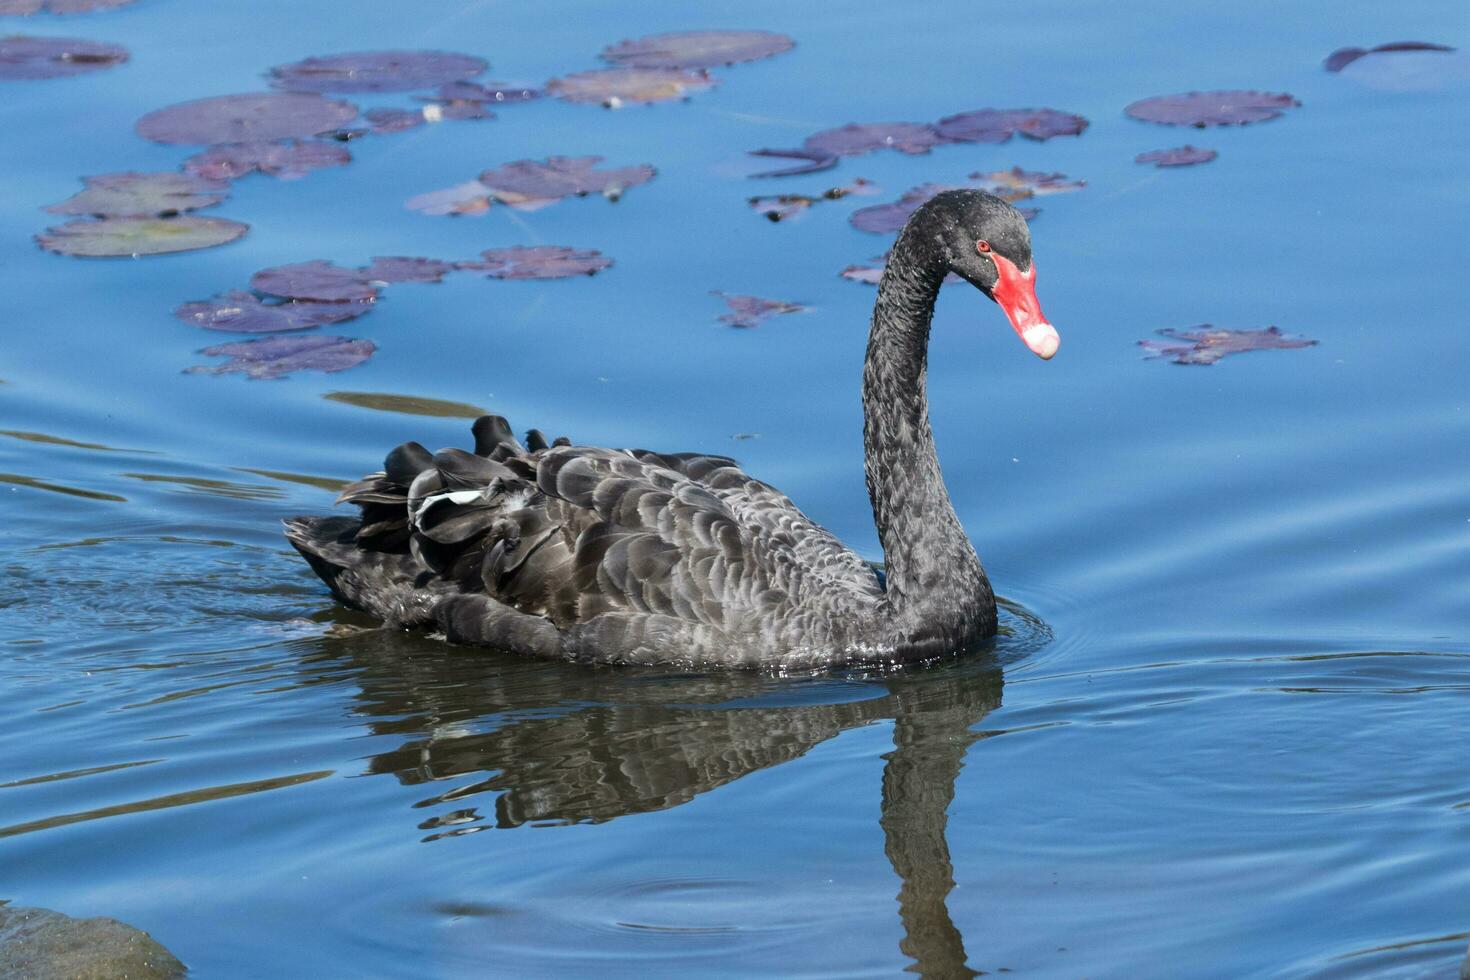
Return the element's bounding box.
[136,92,359,145]
[746,147,838,179]
[404,179,493,216]
[849,173,1062,234]
[935,107,1088,143]
[839,255,962,287]
[324,390,491,418]
[360,256,455,284]
[250,260,377,303]
[805,121,946,157]
[175,290,369,333]
[0,33,126,79]
[0,0,135,12]
[1125,90,1299,127]
[1324,41,1454,72]
[1333,47,1470,92]
[713,292,808,329]
[44,171,228,217]
[600,30,794,70]
[546,67,716,106]
[364,106,425,133]
[1135,145,1217,167]
[189,335,376,380]
[461,246,612,280]
[748,178,875,222]
[970,167,1085,199]
[37,215,247,256]
[269,50,487,94]
[423,99,493,121]
[181,139,351,181]
[1140,325,1317,365]
[477,155,656,209]
[425,79,542,104]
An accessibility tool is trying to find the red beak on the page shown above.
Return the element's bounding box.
[989,251,1059,359]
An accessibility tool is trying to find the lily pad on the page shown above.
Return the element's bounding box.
[749,123,942,178]
[44,171,228,217]
[477,155,656,208]
[1125,90,1299,127]
[749,178,874,222]
[189,334,376,380]
[425,79,541,104]
[1325,41,1454,72]
[270,50,487,94]
[600,30,794,70]
[849,172,1064,234]
[37,215,247,256]
[971,167,1085,199]
[935,107,1089,143]
[840,256,963,287]
[360,256,455,283]
[746,147,838,179]
[0,33,126,79]
[547,67,717,106]
[364,106,425,133]
[404,179,493,217]
[462,245,612,279]
[175,289,369,333]
[182,139,351,181]
[1334,47,1470,92]
[0,0,136,11]
[136,92,359,145]
[1135,145,1217,167]
[1140,325,1317,365]
[250,260,377,303]
[713,292,807,328]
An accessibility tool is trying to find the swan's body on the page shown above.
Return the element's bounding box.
[288,191,1056,669]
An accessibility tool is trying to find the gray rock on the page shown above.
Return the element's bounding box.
[0,903,185,979]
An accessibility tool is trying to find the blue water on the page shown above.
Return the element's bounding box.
[3,0,1468,975]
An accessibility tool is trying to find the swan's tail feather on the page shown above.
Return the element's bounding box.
[285,515,447,626]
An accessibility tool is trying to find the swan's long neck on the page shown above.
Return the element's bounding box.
[863,218,995,645]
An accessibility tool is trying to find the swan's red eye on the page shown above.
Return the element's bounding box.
[977,240,991,253]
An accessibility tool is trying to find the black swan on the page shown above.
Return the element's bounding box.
[287,190,1057,669]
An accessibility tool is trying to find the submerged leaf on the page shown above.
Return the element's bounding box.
[188,335,376,380]
[935,107,1089,143]
[712,292,808,329]
[323,391,491,418]
[44,171,228,217]
[0,34,126,79]
[37,215,247,256]
[269,50,487,94]
[600,30,794,70]
[250,260,377,303]
[1324,41,1454,72]
[748,178,874,222]
[1125,90,1299,127]
[477,155,656,208]
[1140,325,1317,365]
[746,147,838,179]
[1333,47,1470,92]
[175,290,369,333]
[461,246,612,279]
[1135,145,1217,167]
[181,139,351,181]
[0,0,136,12]
[136,92,359,145]
[360,256,456,284]
[547,67,716,106]
[404,179,493,216]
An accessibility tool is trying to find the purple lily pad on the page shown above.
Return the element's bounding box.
[44,171,228,217]
[1125,90,1299,127]
[423,99,493,121]
[0,34,126,79]
[807,121,946,157]
[546,67,717,106]
[37,215,247,257]
[250,260,377,303]
[840,256,963,287]
[1325,41,1455,72]
[404,180,493,216]
[1135,145,1217,167]
[188,334,376,380]
[0,0,135,12]
[182,139,350,181]
[713,292,808,329]
[935,107,1089,143]
[364,106,425,133]
[476,155,656,208]
[600,30,794,70]
[1140,325,1317,365]
[850,172,1066,234]
[747,147,838,179]
[461,246,612,280]
[426,79,542,104]
[360,256,456,284]
[175,290,369,333]
[269,50,487,94]
[136,92,359,145]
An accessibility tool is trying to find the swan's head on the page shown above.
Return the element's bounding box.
[930,190,1059,360]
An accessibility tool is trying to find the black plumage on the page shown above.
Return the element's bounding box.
[286,191,1053,669]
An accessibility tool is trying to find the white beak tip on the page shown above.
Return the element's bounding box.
[1023,323,1060,360]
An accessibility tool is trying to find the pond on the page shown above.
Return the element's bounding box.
[2,0,1468,975]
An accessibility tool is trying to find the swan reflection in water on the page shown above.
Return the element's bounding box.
[322,603,1046,976]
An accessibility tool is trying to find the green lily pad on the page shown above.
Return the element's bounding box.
[37,215,248,257]
[44,171,228,217]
